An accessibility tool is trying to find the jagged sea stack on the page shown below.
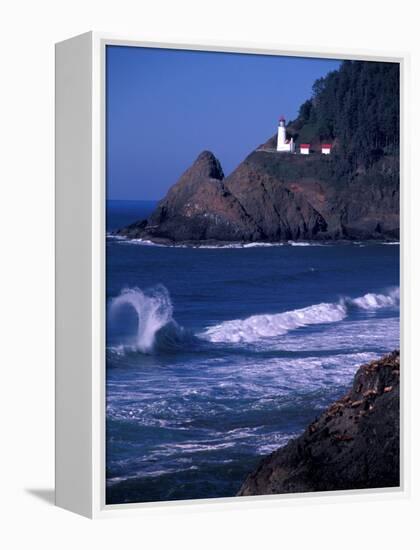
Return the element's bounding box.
[115,61,399,245]
[115,151,262,244]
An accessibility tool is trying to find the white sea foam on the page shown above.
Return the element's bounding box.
[270,318,399,354]
[112,239,291,249]
[200,288,399,344]
[243,242,284,248]
[123,238,166,247]
[195,242,287,249]
[351,287,399,309]
[110,235,400,249]
[106,234,127,240]
[287,241,324,247]
[109,285,174,353]
[109,284,399,350]
[201,302,347,343]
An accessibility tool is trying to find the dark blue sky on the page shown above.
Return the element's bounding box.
[106,46,340,200]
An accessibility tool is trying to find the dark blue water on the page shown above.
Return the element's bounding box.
[106,200,400,504]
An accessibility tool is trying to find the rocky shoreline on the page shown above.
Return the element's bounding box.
[238,351,400,496]
[114,149,399,244]
[115,61,399,246]
[109,233,399,248]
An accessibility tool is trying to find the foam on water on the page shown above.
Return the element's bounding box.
[287,241,324,247]
[108,284,399,352]
[116,238,287,249]
[110,236,399,249]
[201,288,399,344]
[350,287,399,309]
[201,302,347,343]
[109,285,175,353]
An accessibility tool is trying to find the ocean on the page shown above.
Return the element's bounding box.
[105,200,400,504]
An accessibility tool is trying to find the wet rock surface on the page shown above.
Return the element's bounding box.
[238,350,400,496]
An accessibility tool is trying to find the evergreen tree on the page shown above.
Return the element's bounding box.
[289,60,399,174]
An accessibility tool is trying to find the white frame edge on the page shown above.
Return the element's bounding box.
[55,32,93,517]
[55,31,410,519]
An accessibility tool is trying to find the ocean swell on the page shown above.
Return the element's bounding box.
[200,288,399,344]
[109,285,399,352]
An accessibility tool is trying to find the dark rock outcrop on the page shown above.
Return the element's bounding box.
[114,148,399,244]
[238,351,400,496]
[116,151,262,243]
[115,61,399,245]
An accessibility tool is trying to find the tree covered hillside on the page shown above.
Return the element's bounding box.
[288,60,399,172]
[117,60,400,243]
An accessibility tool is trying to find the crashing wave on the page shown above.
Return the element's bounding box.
[201,302,347,343]
[349,287,399,309]
[109,285,188,353]
[200,288,399,344]
[109,285,399,351]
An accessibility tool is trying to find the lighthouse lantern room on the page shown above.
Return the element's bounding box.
[276,116,295,153]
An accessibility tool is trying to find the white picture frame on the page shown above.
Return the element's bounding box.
[55,31,409,519]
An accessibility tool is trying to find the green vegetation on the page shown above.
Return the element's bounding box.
[250,151,337,183]
[288,60,399,177]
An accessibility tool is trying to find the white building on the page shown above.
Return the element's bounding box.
[321,144,332,155]
[276,116,295,152]
[300,144,310,155]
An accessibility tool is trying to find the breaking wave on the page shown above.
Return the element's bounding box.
[350,287,399,309]
[200,288,399,344]
[109,285,190,354]
[108,285,399,352]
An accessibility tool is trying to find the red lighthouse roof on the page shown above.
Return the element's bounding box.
[300,143,310,148]
[322,144,332,148]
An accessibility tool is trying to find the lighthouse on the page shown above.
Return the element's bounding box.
[276,116,295,153]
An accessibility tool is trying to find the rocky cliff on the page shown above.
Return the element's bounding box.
[115,60,399,245]
[117,151,262,243]
[238,351,400,496]
[114,148,399,244]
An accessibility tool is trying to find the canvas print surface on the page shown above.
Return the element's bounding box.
[105,46,400,505]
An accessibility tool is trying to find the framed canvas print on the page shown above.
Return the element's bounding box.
[55,32,407,518]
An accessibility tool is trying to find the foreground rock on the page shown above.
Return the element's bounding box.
[238,351,400,496]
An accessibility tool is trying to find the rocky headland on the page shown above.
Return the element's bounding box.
[114,148,399,245]
[238,351,400,496]
[114,61,399,245]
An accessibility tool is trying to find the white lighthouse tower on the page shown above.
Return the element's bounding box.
[276,115,295,153]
